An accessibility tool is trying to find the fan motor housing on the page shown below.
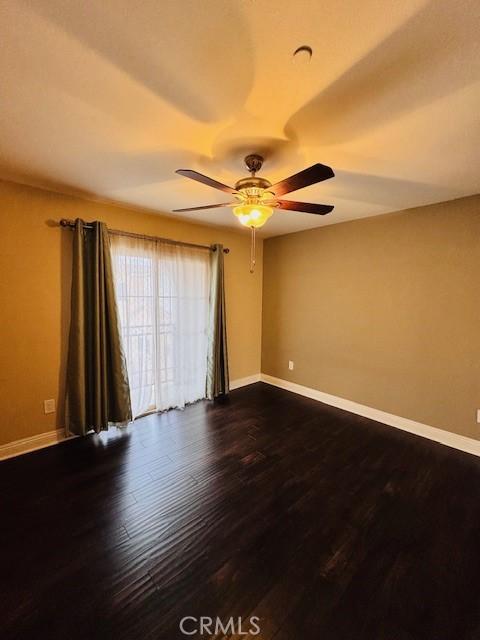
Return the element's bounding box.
[235,176,272,192]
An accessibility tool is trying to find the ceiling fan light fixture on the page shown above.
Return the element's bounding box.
[174,155,335,272]
[233,203,274,229]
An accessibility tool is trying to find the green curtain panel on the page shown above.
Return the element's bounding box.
[206,244,229,399]
[66,219,132,436]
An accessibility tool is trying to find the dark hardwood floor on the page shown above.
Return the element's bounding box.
[2,383,480,639]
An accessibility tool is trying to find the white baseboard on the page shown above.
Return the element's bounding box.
[0,429,75,461]
[0,373,260,460]
[230,373,261,390]
[0,378,262,461]
[261,373,480,458]
[4,374,476,461]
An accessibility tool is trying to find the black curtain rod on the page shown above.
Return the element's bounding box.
[59,219,230,253]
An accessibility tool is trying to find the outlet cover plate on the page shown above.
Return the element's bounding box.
[44,399,56,414]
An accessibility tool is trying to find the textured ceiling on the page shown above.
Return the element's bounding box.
[1,0,479,237]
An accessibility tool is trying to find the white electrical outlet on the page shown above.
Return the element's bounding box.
[288,360,294,371]
[44,399,56,414]
[477,409,480,424]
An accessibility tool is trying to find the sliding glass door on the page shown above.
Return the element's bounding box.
[111,235,210,418]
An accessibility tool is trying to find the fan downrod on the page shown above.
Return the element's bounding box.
[244,154,264,176]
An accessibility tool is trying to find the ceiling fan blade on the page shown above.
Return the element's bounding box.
[172,202,236,212]
[277,200,334,215]
[270,163,334,196]
[176,169,237,194]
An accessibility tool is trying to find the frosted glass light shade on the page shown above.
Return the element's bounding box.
[233,204,274,228]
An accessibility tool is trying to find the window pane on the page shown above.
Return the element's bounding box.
[111,236,210,417]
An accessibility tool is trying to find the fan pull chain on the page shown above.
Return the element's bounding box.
[250,226,256,273]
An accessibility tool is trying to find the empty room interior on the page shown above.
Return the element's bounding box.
[1,1,480,638]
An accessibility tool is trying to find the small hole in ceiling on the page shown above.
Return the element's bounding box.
[293,45,313,62]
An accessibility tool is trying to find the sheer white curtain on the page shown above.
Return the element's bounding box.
[110,234,210,418]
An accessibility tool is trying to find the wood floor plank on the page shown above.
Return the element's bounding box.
[2,382,480,639]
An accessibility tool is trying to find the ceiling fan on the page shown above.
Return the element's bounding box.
[173,154,335,271]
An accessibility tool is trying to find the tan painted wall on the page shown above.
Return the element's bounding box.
[0,180,263,445]
[262,195,480,439]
